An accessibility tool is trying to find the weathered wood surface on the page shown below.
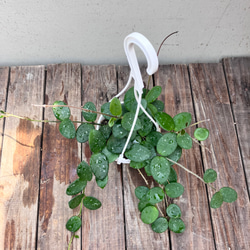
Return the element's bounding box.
[0,66,45,249]
[0,58,249,250]
[189,62,250,249]
[155,64,215,249]
[81,65,125,250]
[223,57,250,195]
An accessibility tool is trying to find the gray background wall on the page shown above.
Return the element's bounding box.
[0,0,249,67]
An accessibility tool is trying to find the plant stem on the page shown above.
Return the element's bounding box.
[166,157,216,191]
[137,169,149,187]
[156,31,179,56]
[191,137,212,154]
[68,234,75,250]
[33,104,122,119]
[188,119,210,128]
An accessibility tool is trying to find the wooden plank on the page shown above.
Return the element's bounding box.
[189,63,250,249]
[81,65,125,249]
[37,64,81,250]
[117,65,171,249]
[0,67,9,163]
[155,64,215,249]
[0,66,45,249]
[223,57,250,195]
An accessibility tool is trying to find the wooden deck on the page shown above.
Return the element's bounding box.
[0,57,249,250]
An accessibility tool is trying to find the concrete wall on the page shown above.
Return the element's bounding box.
[0,0,249,67]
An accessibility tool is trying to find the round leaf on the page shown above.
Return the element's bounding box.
[138,113,153,137]
[77,161,93,181]
[150,156,171,184]
[83,196,102,210]
[141,206,159,224]
[152,100,164,112]
[125,144,151,163]
[90,153,109,180]
[146,131,162,147]
[165,183,184,198]
[96,175,108,189]
[53,101,70,121]
[107,135,128,154]
[59,119,76,139]
[169,218,185,233]
[130,161,146,169]
[131,98,148,116]
[110,97,122,116]
[166,204,181,218]
[155,112,175,131]
[66,216,82,232]
[102,147,119,163]
[76,123,94,143]
[203,169,217,183]
[89,129,106,153]
[177,133,192,149]
[173,112,192,132]
[210,192,223,208]
[145,187,165,204]
[219,187,237,203]
[112,121,129,138]
[66,178,87,196]
[99,124,112,139]
[138,196,152,212]
[167,146,182,166]
[194,127,209,141]
[124,87,136,111]
[157,132,177,156]
[82,102,97,122]
[68,194,84,209]
[121,112,142,131]
[101,102,112,120]
[147,104,158,116]
[135,186,149,200]
[163,167,178,184]
[151,217,169,233]
[145,86,162,103]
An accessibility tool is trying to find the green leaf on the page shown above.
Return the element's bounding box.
[151,217,169,233]
[163,167,178,184]
[125,144,151,163]
[99,124,112,139]
[102,147,119,163]
[177,133,192,149]
[83,196,102,210]
[138,113,153,137]
[53,101,70,121]
[155,112,175,131]
[59,119,76,139]
[147,104,158,116]
[112,121,129,138]
[74,235,79,238]
[169,218,185,233]
[66,178,87,196]
[150,156,171,184]
[144,162,152,176]
[90,153,109,180]
[141,206,159,224]
[107,135,128,154]
[88,129,106,153]
[110,97,122,116]
[130,161,146,169]
[167,146,182,166]
[82,102,97,122]
[108,117,116,127]
[76,123,95,143]
[146,131,162,147]
[135,186,149,200]
[131,98,148,116]
[121,112,142,131]
[152,100,164,112]
[124,87,136,111]
[166,204,181,218]
[66,216,82,232]
[165,183,184,198]
[145,86,162,103]
[210,192,223,208]
[140,141,157,159]
[77,161,93,181]
[145,187,165,204]
[96,175,108,189]
[138,196,152,212]
[194,128,209,141]
[219,187,237,203]
[203,169,217,183]
[101,102,112,120]
[68,194,84,209]
[157,132,177,156]
[173,112,192,132]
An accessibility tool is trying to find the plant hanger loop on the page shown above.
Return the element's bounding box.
[116,32,159,164]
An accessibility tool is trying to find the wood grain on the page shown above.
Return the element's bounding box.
[37,64,81,250]
[0,66,44,249]
[81,65,125,250]
[118,65,170,249]
[223,57,250,195]
[0,67,9,163]
[155,64,215,250]
[189,63,250,249]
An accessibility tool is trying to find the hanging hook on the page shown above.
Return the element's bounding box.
[124,32,159,94]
